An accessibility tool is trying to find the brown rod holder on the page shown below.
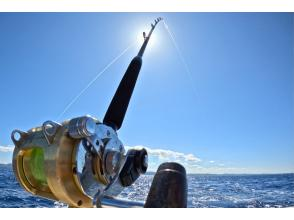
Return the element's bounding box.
[144,162,187,208]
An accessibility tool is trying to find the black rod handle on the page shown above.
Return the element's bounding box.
[103,56,142,130]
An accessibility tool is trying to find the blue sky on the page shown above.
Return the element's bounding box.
[0,13,293,173]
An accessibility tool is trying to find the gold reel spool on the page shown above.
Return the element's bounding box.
[12,120,95,207]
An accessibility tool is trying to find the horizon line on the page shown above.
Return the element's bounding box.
[1,163,293,175]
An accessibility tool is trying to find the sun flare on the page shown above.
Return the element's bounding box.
[136,29,156,49]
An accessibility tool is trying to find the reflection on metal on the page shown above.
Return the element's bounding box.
[68,116,96,139]
[101,197,144,208]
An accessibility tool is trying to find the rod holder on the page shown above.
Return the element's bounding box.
[144,162,187,208]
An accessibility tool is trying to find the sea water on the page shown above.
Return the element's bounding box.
[0,164,293,208]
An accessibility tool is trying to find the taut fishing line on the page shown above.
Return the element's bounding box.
[58,21,197,121]
[163,20,199,101]
[57,41,137,120]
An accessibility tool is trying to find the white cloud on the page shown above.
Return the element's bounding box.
[125,145,202,173]
[146,147,201,163]
[0,146,14,164]
[0,145,14,153]
[124,145,256,174]
[126,145,201,162]
[0,158,11,164]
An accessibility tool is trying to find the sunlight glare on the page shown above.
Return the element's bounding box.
[136,28,157,50]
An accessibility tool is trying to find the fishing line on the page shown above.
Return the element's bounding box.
[57,41,137,120]
[163,20,199,101]
[163,20,208,132]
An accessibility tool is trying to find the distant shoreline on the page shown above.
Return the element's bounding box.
[145,171,294,176]
[1,163,293,176]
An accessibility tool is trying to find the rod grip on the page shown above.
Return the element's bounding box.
[103,56,142,130]
[144,162,187,208]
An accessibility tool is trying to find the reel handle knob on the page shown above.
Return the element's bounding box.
[119,148,148,187]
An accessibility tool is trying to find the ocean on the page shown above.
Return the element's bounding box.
[0,164,293,208]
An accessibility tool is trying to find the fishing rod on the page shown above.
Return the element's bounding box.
[103,17,163,131]
[11,17,187,208]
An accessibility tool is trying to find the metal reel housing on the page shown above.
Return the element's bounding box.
[11,116,127,208]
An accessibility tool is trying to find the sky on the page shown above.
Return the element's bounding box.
[0,13,293,174]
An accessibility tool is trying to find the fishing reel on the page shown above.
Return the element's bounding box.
[11,116,147,207]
